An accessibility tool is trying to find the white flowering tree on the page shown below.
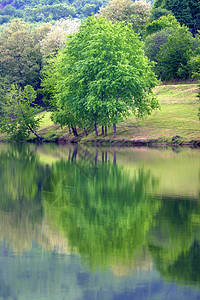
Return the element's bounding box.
[40,18,81,58]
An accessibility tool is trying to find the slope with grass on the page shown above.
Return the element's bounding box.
[0,83,199,145]
[81,83,200,146]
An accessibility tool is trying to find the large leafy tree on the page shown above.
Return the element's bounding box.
[51,16,159,137]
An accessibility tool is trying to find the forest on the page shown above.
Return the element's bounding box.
[0,0,199,141]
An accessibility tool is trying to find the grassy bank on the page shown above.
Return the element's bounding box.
[0,83,199,146]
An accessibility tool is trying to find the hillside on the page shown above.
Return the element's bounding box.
[31,82,200,146]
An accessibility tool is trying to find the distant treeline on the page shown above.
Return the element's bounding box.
[0,0,155,23]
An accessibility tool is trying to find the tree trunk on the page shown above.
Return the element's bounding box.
[113,124,116,138]
[28,125,43,141]
[94,123,98,136]
[105,126,107,136]
[105,151,107,163]
[21,109,43,141]
[102,126,104,135]
[84,128,88,136]
[68,125,71,134]
[72,126,78,137]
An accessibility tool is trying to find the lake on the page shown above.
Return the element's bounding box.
[0,143,200,300]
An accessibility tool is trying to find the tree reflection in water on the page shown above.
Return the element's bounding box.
[43,147,160,270]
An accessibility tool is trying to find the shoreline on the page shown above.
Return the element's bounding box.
[1,136,200,148]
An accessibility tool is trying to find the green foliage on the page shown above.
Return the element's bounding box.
[148,7,173,23]
[145,14,180,35]
[156,26,193,80]
[188,55,200,78]
[50,16,159,135]
[0,84,42,141]
[24,3,76,22]
[0,19,42,89]
[198,81,200,120]
[144,18,200,80]
[0,0,108,24]
[0,77,6,113]
[98,0,151,35]
[41,58,57,109]
[153,0,200,36]
[144,27,175,62]
[40,18,81,58]
[149,199,200,284]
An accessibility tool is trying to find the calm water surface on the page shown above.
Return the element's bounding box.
[0,143,200,300]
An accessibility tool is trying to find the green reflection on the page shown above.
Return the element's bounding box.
[0,143,46,205]
[149,199,200,285]
[0,143,46,253]
[43,150,161,270]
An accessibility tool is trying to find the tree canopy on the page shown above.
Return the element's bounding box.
[0,19,41,89]
[98,0,151,35]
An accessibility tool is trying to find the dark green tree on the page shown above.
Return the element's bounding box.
[153,0,200,36]
[148,7,174,23]
[145,14,180,36]
[144,28,176,62]
[156,26,193,80]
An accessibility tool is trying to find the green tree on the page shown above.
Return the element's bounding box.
[144,28,175,62]
[98,0,151,35]
[153,0,200,36]
[156,26,192,80]
[0,19,42,89]
[145,14,180,36]
[148,7,174,23]
[51,16,159,137]
[0,84,43,141]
